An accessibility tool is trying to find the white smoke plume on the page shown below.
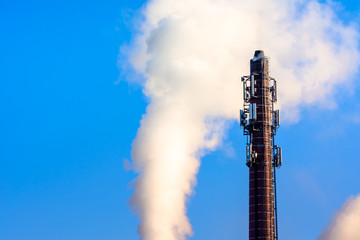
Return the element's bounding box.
[124,0,360,239]
[319,195,360,240]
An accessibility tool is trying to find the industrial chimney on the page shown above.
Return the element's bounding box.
[240,50,282,240]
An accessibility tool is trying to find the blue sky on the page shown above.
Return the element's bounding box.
[1,0,360,240]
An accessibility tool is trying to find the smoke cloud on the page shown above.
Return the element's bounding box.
[319,195,360,240]
[124,0,360,239]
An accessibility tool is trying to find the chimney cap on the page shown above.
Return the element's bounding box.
[252,50,265,61]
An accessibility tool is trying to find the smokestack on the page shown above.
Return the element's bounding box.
[240,50,282,240]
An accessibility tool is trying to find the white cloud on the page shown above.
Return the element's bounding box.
[319,195,360,240]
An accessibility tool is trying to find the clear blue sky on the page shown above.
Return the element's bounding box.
[1,0,360,239]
